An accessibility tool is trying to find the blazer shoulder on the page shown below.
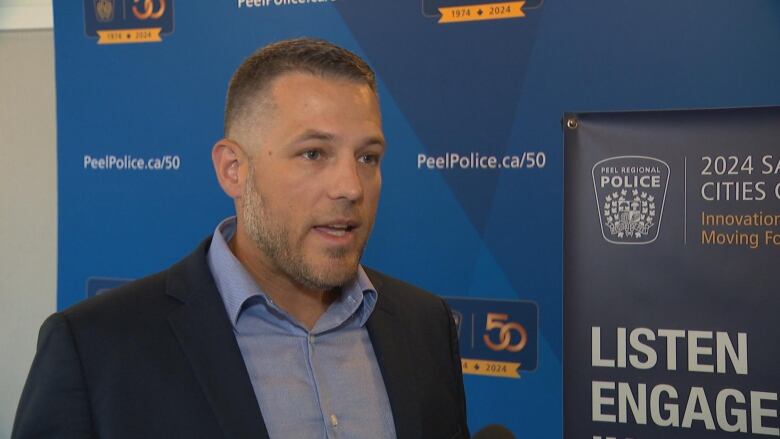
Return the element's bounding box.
[62,269,171,322]
[56,267,191,348]
[363,267,449,315]
[60,237,213,328]
[364,266,436,295]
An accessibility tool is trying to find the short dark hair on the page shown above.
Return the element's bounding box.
[224,37,377,137]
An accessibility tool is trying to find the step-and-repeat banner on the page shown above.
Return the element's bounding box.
[564,107,780,439]
[53,1,780,436]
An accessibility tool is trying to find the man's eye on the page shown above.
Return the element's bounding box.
[359,154,380,165]
[302,150,322,160]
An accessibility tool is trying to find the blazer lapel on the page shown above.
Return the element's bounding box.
[166,240,270,439]
[366,273,423,439]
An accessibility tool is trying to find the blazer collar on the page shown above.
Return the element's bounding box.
[365,268,423,439]
[165,238,270,439]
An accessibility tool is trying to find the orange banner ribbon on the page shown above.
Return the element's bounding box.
[97,28,162,45]
[461,358,522,378]
[438,1,525,24]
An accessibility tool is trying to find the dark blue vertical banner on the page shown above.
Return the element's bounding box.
[54,0,780,436]
[564,107,780,439]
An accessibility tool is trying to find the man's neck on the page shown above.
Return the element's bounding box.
[229,233,338,331]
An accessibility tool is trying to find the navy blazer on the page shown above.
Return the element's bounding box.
[13,239,469,439]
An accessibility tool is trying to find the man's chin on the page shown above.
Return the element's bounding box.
[299,258,360,290]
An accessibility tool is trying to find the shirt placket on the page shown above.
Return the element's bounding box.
[303,331,340,439]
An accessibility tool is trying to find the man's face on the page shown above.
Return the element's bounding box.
[238,72,384,291]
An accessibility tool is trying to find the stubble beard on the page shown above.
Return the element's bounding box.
[241,164,364,291]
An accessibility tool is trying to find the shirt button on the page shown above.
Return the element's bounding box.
[308,334,314,344]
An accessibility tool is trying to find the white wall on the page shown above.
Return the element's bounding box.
[0,0,53,30]
[0,27,57,436]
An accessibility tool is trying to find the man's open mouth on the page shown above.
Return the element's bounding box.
[314,223,358,237]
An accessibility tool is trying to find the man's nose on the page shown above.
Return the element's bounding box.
[327,157,364,202]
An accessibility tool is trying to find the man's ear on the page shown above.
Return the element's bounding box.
[212,138,246,199]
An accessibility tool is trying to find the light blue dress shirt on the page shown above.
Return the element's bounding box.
[207,217,397,439]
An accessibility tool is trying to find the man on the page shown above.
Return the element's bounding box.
[13,38,469,439]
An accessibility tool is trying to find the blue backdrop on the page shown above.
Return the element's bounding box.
[54,1,780,436]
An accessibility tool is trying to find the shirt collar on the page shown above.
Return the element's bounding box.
[207,217,378,331]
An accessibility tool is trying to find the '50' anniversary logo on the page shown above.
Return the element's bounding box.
[484,312,527,352]
[132,0,166,20]
[84,0,174,45]
[446,298,538,378]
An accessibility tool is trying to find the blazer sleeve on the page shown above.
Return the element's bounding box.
[12,313,95,439]
[441,299,471,439]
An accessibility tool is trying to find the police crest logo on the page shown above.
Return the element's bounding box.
[592,156,670,245]
[451,309,463,337]
[94,0,114,22]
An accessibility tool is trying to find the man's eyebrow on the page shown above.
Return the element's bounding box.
[288,130,386,148]
[289,130,336,144]
[362,135,386,149]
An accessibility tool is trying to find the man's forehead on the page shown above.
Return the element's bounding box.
[269,71,373,94]
[232,71,382,147]
[265,72,381,122]
[241,72,371,117]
